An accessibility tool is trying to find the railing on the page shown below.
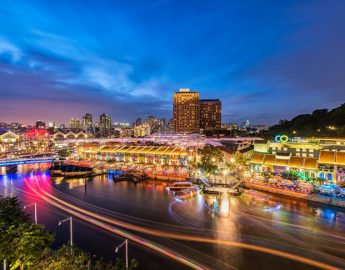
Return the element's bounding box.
[0,157,55,166]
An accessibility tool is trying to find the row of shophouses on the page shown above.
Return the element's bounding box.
[0,130,89,158]
[79,145,191,167]
[250,138,345,184]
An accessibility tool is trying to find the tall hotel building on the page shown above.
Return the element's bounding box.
[200,99,221,130]
[173,88,200,133]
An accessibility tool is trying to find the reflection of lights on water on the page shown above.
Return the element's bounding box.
[0,166,6,175]
[175,197,183,203]
[263,204,282,212]
[3,175,8,186]
[220,197,230,215]
[68,179,86,189]
[204,195,232,216]
[321,208,336,221]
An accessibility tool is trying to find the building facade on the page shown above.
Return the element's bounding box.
[82,113,93,130]
[69,118,82,129]
[99,113,112,137]
[200,99,221,130]
[35,120,46,129]
[251,138,345,184]
[173,88,200,133]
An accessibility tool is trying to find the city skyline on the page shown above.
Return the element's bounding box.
[1,0,344,125]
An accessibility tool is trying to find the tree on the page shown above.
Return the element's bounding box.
[0,196,29,227]
[114,258,139,270]
[57,148,71,159]
[38,245,92,270]
[6,223,54,270]
[197,145,224,175]
[0,196,139,270]
[39,246,139,270]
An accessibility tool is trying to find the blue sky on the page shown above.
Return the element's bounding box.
[0,0,344,125]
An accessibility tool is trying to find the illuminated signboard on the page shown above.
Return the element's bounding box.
[274,134,289,143]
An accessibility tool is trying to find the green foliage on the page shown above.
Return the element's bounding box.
[266,103,345,137]
[114,258,140,270]
[0,197,139,270]
[4,223,54,270]
[38,246,139,270]
[0,196,29,227]
[38,245,91,270]
[57,148,71,159]
[197,144,224,175]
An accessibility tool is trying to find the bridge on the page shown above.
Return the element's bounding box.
[0,157,55,167]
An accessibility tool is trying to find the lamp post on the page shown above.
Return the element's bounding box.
[115,239,128,270]
[58,216,73,246]
[24,202,37,225]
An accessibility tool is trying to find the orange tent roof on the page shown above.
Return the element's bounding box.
[303,157,318,169]
[289,156,304,168]
[336,152,345,165]
[274,159,289,166]
[263,154,275,165]
[319,151,336,164]
[251,153,265,164]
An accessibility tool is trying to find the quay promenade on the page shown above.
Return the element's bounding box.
[244,182,345,208]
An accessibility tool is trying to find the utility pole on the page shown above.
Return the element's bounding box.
[24,202,37,225]
[115,239,128,269]
[58,216,73,246]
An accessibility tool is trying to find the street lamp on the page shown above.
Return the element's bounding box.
[58,216,73,246]
[24,202,37,225]
[115,239,128,270]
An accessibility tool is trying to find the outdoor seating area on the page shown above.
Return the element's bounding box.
[245,174,314,194]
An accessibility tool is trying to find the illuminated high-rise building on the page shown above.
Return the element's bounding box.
[35,120,46,129]
[82,113,93,129]
[173,88,200,133]
[200,99,221,130]
[100,113,111,129]
[69,118,82,129]
[99,113,112,137]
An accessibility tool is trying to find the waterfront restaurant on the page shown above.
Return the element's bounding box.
[79,145,190,167]
[250,150,345,185]
[250,153,318,178]
[318,150,345,184]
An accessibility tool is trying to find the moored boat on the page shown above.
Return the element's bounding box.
[112,173,136,182]
[175,186,199,200]
[168,181,193,191]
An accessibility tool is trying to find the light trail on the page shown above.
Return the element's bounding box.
[28,177,342,270]
[24,178,208,270]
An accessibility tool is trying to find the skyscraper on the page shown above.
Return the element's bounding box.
[173,88,200,133]
[69,118,82,129]
[99,113,112,137]
[35,120,46,129]
[200,99,221,130]
[82,113,93,129]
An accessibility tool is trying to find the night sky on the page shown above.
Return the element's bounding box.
[0,0,344,125]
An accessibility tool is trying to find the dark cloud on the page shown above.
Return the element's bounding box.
[0,0,344,125]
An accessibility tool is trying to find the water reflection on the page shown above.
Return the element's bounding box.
[1,165,345,269]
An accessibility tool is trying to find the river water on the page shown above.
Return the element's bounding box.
[1,164,345,270]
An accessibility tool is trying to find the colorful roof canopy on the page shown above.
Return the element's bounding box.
[251,153,318,169]
[319,150,345,165]
[83,145,188,156]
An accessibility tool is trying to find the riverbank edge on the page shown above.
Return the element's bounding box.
[243,182,345,208]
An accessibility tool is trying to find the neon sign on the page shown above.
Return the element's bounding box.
[274,134,289,143]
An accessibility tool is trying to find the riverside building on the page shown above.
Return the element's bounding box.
[200,99,221,130]
[250,137,345,184]
[173,88,200,133]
